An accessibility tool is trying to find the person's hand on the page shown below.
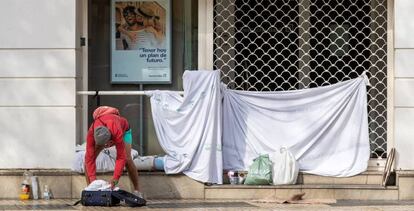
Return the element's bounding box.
[145,26,157,35]
[109,179,119,189]
[126,31,137,43]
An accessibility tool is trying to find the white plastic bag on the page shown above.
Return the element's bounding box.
[84,180,111,191]
[270,147,299,185]
[84,180,120,191]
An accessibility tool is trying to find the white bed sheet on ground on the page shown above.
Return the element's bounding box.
[146,70,223,184]
[222,76,370,177]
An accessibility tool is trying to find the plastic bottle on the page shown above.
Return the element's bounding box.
[43,185,51,200]
[31,176,39,200]
[19,170,31,200]
[228,171,239,185]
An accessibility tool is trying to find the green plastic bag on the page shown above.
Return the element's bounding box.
[244,154,272,185]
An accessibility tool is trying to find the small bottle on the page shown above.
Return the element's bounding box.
[19,170,31,200]
[43,185,51,200]
[31,176,39,200]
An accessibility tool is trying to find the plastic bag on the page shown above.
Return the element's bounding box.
[244,154,272,185]
[270,147,299,185]
[84,180,111,191]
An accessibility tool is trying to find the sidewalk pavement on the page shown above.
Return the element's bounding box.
[2,199,414,211]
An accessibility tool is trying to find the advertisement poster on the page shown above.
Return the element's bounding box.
[111,0,171,83]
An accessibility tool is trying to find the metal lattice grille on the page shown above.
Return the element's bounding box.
[213,0,387,158]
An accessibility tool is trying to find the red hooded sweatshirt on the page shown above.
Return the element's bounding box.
[85,106,129,182]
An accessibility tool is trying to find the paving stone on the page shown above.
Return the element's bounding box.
[1,199,414,211]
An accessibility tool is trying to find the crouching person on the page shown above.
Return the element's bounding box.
[84,106,143,198]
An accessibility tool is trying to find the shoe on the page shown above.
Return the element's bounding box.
[133,190,145,199]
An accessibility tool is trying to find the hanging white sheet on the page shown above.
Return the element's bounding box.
[146,70,223,184]
[222,77,370,177]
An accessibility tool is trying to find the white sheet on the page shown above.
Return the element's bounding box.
[222,77,370,177]
[146,70,223,184]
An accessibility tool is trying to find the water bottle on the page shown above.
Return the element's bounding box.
[43,185,51,200]
[31,176,39,200]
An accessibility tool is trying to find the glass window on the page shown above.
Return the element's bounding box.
[88,0,198,155]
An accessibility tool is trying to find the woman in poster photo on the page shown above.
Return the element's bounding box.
[145,14,165,46]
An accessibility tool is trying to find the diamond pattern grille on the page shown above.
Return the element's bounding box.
[213,0,387,158]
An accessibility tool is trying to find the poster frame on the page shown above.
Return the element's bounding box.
[110,0,172,84]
